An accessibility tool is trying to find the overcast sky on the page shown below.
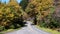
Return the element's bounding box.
[0,0,21,3]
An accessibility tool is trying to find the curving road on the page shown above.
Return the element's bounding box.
[5,21,50,34]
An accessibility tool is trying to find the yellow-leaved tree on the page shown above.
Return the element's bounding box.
[0,0,24,30]
[25,0,54,25]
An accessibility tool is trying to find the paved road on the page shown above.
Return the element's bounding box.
[5,21,50,34]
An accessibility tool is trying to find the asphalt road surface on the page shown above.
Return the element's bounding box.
[5,21,50,34]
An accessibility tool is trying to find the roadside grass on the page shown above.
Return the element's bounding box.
[0,29,15,34]
[36,26,60,34]
[0,28,21,34]
[0,33,3,34]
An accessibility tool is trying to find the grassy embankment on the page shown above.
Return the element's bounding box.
[36,26,60,34]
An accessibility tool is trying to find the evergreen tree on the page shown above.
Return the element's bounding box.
[20,0,29,11]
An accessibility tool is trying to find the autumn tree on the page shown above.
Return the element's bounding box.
[0,0,25,30]
[25,0,54,25]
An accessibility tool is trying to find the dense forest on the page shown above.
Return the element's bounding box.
[0,0,60,32]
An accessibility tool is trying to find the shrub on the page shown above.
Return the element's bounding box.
[0,26,4,32]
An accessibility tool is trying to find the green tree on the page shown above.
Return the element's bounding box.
[20,0,29,11]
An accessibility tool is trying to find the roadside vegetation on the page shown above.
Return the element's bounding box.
[0,0,60,34]
[36,26,60,34]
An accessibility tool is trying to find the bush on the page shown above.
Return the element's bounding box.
[0,26,4,32]
[39,14,60,29]
[9,25,15,29]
